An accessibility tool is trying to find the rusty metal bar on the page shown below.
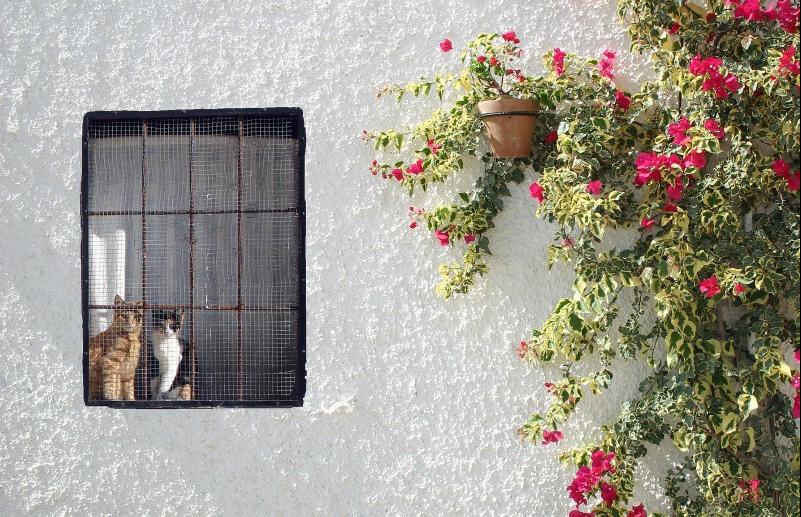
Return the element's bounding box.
[89,303,296,311]
[141,120,149,397]
[237,118,244,400]
[88,208,297,216]
[189,118,197,398]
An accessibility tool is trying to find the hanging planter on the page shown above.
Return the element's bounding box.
[477,97,539,158]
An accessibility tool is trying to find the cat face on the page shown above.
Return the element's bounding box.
[112,294,144,333]
[152,308,184,337]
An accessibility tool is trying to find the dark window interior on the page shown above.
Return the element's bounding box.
[81,109,305,407]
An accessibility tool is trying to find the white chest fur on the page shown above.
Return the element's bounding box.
[153,333,182,364]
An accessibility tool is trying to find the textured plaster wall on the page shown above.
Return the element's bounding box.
[0,1,670,515]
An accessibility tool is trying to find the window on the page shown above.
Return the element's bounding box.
[81,109,306,407]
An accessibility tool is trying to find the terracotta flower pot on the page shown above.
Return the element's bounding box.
[477,98,539,158]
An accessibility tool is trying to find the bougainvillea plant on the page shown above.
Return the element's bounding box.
[365,0,800,515]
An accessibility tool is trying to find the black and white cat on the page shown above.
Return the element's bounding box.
[149,309,192,400]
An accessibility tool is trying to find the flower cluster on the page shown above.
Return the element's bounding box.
[729,0,800,33]
[773,159,800,191]
[688,55,741,98]
[567,450,618,508]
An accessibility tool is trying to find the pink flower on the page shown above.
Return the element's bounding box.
[683,150,707,170]
[779,46,800,76]
[600,482,618,506]
[734,0,769,21]
[529,181,544,202]
[738,479,761,501]
[569,511,594,517]
[464,234,476,244]
[599,49,617,80]
[699,275,720,298]
[516,341,528,359]
[476,55,487,64]
[568,466,599,506]
[775,0,800,33]
[734,283,747,295]
[541,429,564,445]
[391,168,404,181]
[704,118,725,140]
[615,90,632,111]
[706,12,717,23]
[553,48,566,76]
[787,171,800,192]
[723,73,741,92]
[668,117,692,146]
[408,221,417,229]
[634,152,663,186]
[434,229,450,246]
[773,159,791,178]
[544,382,556,393]
[663,202,678,213]
[668,22,681,34]
[489,56,500,67]
[586,180,603,196]
[689,55,722,76]
[439,39,453,52]
[795,350,799,363]
[666,176,684,202]
[544,130,558,145]
[628,504,647,517]
[426,139,442,154]
[591,450,616,475]
[407,159,424,175]
[640,216,655,230]
[502,30,519,43]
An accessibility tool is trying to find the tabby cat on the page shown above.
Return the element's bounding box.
[88,294,144,400]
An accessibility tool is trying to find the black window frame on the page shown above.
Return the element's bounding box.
[81,108,306,408]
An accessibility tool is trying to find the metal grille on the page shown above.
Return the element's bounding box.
[81,109,306,408]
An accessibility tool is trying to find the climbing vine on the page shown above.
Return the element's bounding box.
[365,1,799,516]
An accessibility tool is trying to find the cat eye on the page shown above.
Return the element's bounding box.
[82,109,306,408]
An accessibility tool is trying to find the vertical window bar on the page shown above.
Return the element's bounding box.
[189,119,197,395]
[141,119,149,397]
[237,117,244,400]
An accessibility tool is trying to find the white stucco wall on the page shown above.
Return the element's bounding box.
[0,1,667,515]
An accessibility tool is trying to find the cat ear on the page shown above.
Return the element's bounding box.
[113,294,125,305]
[176,308,185,320]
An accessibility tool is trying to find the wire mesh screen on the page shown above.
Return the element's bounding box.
[81,109,306,408]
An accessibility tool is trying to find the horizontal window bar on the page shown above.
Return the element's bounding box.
[86,208,300,216]
[88,303,297,311]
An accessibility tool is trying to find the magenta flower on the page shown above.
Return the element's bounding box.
[439,39,453,52]
[464,234,476,244]
[775,0,800,33]
[516,341,528,359]
[773,159,791,178]
[640,216,655,230]
[544,130,558,145]
[434,229,450,246]
[502,30,519,43]
[668,22,681,34]
[391,168,404,181]
[699,275,720,298]
[426,139,442,155]
[615,90,632,111]
[627,504,647,517]
[585,180,603,197]
[553,48,566,76]
[529,181,544,202]
[541,429,564,445]
[407,159,424,175]
[666,176,684,202]
[600,482,618,506]
[476,55,486,64]
[663,202,678,213]
[704,118,725,140]
[569,510,594,517]
[668,117,692,146]
[683,150,707,170]
[733,283,747,295]
[591,450,616,475]
[778,45,800,76]
[599,49,617,80]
